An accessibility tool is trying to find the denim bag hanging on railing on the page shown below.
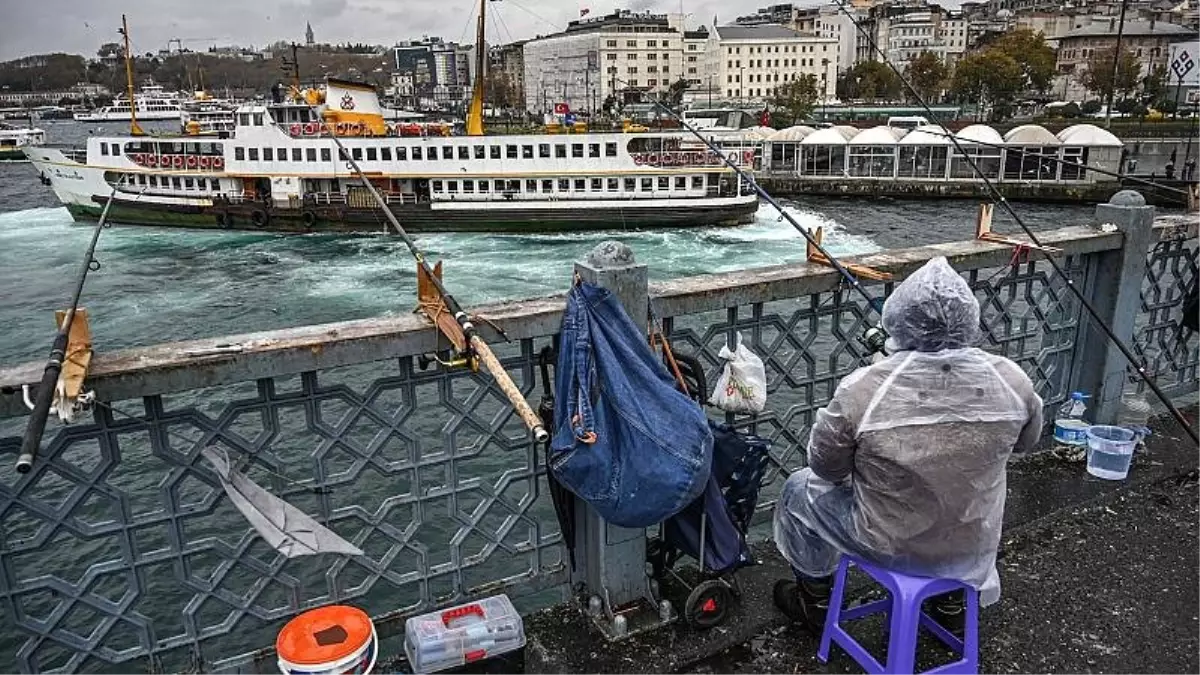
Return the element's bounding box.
[551,281,713,528]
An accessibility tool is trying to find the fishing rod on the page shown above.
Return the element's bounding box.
[644,95,891,354]
[17,180,123,473]
[303,97,549,443]
[911,127,1190,197]
[830,0,1199,443]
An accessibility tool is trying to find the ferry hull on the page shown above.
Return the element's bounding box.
[65,196,759,233]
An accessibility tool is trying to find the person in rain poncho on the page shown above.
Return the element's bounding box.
[772,257,1043,635]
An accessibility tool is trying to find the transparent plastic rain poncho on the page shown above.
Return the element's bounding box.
[774,257,1043,605]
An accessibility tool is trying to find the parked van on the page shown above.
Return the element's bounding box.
[886,115,929,130]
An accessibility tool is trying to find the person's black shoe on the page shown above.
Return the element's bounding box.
[773,578,832,634]
[927,590,966,638]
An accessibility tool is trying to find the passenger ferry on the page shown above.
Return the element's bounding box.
[0,123,46,161]
[27,80,759,232]
[74,84,182,122]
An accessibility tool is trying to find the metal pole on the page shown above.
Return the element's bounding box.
[1104,0,1130,129]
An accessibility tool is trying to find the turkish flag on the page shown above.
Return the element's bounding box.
[580,7,590,16]
[554,102,570,114]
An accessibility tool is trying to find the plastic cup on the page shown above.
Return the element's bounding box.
[1085,425,1137,480]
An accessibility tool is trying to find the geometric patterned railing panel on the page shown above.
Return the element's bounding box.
[0,226,1119,673]
[663,255,1087,519]
[0,339,564,673]
[1134,234,1199,399]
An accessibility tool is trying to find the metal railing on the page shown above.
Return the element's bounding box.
[0,196,1194,673]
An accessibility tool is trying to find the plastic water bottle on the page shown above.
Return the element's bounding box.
[1117,389,1153,445]
[1053,391,1090,446]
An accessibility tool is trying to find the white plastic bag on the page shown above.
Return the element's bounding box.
[710,332,767,413]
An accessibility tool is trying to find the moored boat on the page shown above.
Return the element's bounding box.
[0,122,45,161]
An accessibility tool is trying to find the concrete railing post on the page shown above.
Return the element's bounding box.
[570,241,655,629]
[1073,190,1156,424]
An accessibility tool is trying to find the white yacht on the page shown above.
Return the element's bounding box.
[74,84,182,122]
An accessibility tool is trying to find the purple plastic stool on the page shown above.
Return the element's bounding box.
[817,555,979,674]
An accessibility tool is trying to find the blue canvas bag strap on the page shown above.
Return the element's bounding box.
[564,283,597,445]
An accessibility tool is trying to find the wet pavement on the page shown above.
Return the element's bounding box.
[521,407,1199,674]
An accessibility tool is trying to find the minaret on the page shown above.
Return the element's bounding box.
[305,22,315,46]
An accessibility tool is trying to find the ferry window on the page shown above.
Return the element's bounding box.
[555,144,567,158]
[171,177,181,190]
[381,147,392,161]
[253,113,264,126]
[675,176,687,190]
[692,176,704,189]
[292,148,302,161]
[479,181,489,192]
[574,178,586,191]
[367,147,377,161]
[432,180,443,192]
[351,148,363,161]
[447,181,458,193]
[658,176,670,190]
[210,179,220,191]
[539,144,551,158]
[321,148,331,162]
[541,179,553,193]
[506,144,518,159]
[589,144,600,158]
[641,177,653,191]
[278,147,287,160]
[558,178,569,191]
[526,179,537,192]
[591,178,602,191]
[412,147,422,160]
[458,146,469,160]
[473,145,485,159]
[427,147,438,160]
[508,179,520,191]
[463,180,474,193]
[184,178,194,189]
[263,148,274,161]
[396,147,407,160]
[490,145,501,159]
[522,145,534,159]
[605,142,617,157]
[607,177,618,191]
[238,113,250,126]
[101,144,109,156]
[150,176,158,187]
[624,177,636,191]
[571,143,584,158]
[113,143,122,155]
[494,179,506,191]
[248,148,259,161]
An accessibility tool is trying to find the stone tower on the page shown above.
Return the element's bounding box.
[305,22,315,46]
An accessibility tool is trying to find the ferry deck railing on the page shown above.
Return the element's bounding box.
[0,192,1194,673]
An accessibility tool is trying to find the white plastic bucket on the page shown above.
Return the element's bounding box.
[1085,425,1137,481]
[277,605,377,675]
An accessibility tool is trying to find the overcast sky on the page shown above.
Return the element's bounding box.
[0,0,849,62]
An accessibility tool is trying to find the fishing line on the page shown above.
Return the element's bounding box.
[16,179,126,472]
[830,0,1198,443]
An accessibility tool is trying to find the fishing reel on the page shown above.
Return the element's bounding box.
[858,324,889,357]
[416,348,477,371]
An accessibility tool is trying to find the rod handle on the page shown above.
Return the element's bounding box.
[469,336,550,443]
[17,332,69,473]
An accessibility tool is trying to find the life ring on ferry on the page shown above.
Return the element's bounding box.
[213,157,225,170]
[301,210,317,228]
[303,122,319,135]
[146,155,158,168]
[289,124,302,136]
[172,155,184,169]
[199,156,211,169]
[186,155,198,169]
[251,208,270,228]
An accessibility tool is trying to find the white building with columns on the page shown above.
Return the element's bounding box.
[710,24,840,103]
